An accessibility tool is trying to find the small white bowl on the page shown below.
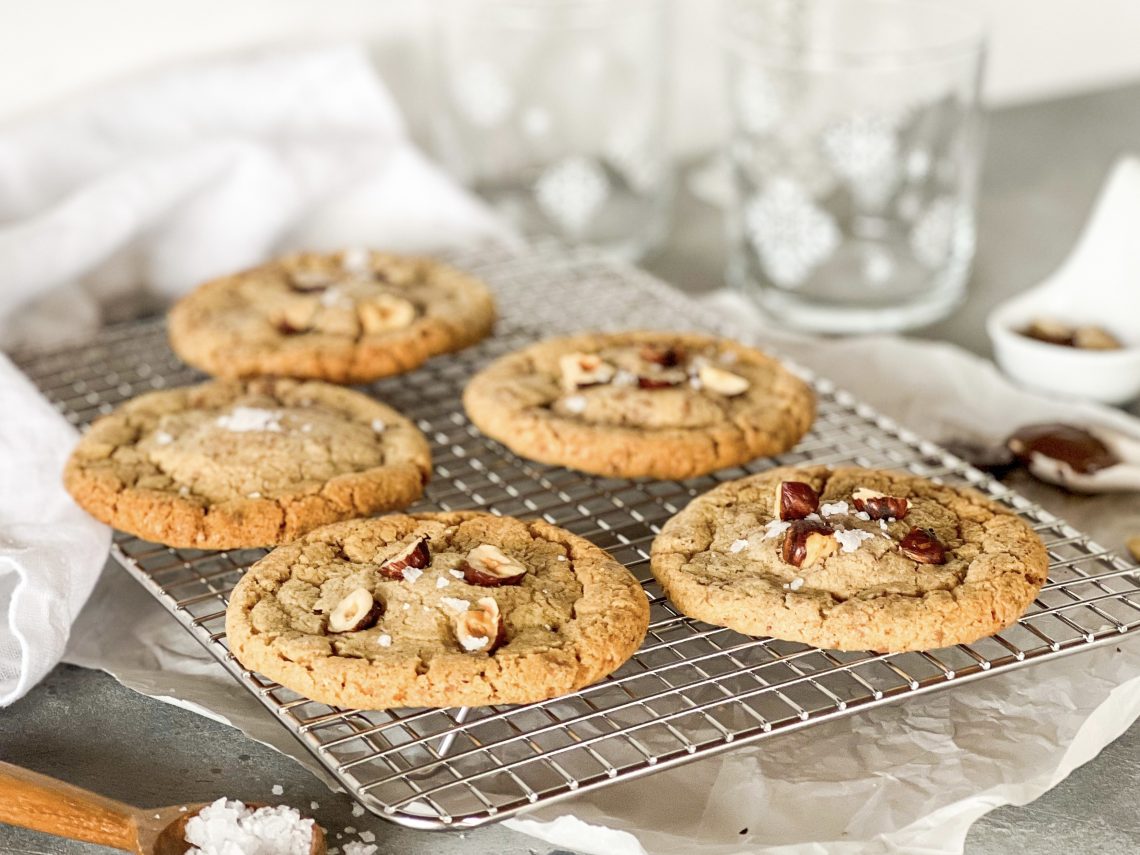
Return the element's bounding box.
[987,157,1140,405]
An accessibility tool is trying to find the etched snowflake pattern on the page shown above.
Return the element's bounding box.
[452,61,514,127]
[604,115,659,193]
[535,156,610,236]
[821,115,900,208]
[910,196,976,269]
[735,66,783,136]
[862,246,896,286]
[744,179,840,288]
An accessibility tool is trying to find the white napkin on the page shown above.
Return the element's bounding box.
[0,45,511,705]
[0,44,511,351]
[0,355,110,705]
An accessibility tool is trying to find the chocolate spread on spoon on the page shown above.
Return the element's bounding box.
[1006,423,1120,474]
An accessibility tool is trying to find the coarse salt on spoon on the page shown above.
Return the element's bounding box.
[0,761,326,855]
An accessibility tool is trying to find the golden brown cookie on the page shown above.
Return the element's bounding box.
[168,249,496,383]
[225,512,650,709]
[651,466,1048,652]
[462,330,815,479]
[64,378,431,549]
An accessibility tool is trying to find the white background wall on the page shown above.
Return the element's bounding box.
[3,1,1140,155]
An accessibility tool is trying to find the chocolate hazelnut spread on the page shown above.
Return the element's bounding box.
[1006,423,1119,474]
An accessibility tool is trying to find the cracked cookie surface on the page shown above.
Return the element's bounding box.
[168,249,496,383]
[651,466,1048,652]
[462,330,815,479]
[64,378,431,549]
[225,512,651,709]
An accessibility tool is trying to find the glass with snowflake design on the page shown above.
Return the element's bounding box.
[724,0,986,333]
[431,0,671,260]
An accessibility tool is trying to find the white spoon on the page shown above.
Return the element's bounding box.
[1007,422,1140,493]
[987,156,1140,404]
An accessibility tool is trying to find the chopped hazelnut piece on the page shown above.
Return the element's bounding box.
[328,588,383,633]
[851,488,910,521]
[559,352,615,391]
[1073,326,1123,350]
[698,364,750,396]
[453,597,504,653]
[461,544,527,587]
[359,294,416,334]
[782,520,838,568]
[773,481,820,520]
[898,528,947,565]
[378,537,431,580]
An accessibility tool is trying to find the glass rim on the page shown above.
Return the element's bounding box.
[723,0,986,70]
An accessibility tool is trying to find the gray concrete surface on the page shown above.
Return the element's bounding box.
[4,81,1140,854]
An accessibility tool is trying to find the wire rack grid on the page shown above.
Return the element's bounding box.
[14,243,1140,830]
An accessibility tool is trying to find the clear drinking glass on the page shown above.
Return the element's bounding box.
[432,0,671,260]
[724,0,986,333]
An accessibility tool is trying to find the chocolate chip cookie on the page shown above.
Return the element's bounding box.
[225,512,650,709]
[64,378,431,549]
[168,249,496,383]
[462,331,815,479]
[651,466,1048,652]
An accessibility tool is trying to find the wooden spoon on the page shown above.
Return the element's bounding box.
[0,761,326,854]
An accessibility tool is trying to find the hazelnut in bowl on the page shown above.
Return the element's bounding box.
[986,157,1140,405]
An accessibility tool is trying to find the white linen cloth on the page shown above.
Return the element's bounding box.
[0,356,110,705]
[0,44,509,351]
[0,45,507,706]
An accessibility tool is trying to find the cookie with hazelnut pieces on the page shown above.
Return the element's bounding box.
[225,512,650,709]
[168,249,496,383]
[650,466,1048,652]
[462,330,815,479]
[63,378,431,549]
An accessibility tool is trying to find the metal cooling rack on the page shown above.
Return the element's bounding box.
[14,243,1140,830]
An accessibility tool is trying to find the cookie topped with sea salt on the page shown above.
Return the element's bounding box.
[462,330,815,479]
[168,249,496,384]
[650,465,1048,653]
[64,378,430,549]
[225,512,650,709]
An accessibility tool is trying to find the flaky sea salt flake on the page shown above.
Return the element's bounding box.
[729,539,749,553]
[563,395,587,414]
[401,566,423,583]
[762,520,791,540]
[216,406,283,433]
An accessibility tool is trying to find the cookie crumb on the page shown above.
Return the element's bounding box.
[351,803,365,818]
